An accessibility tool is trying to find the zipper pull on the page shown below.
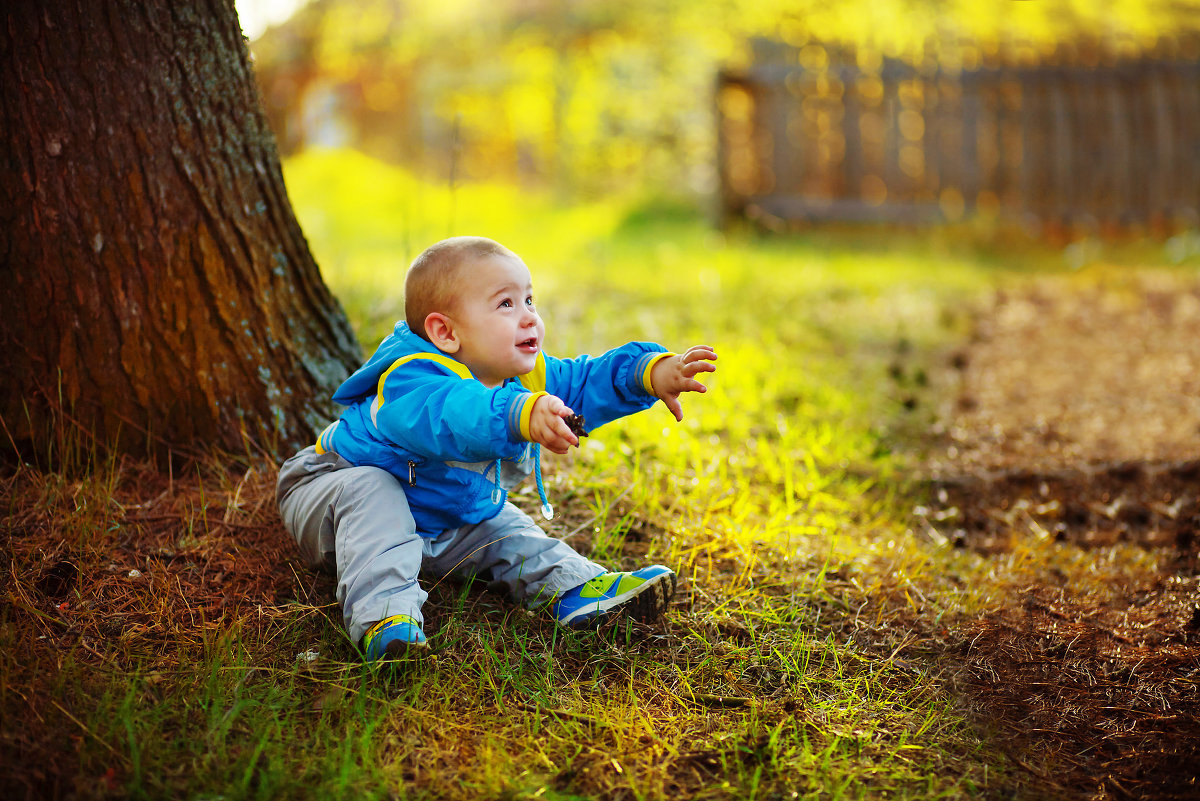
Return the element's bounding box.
[407,460,417,486]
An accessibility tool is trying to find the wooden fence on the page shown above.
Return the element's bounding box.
[716,39,1200,230]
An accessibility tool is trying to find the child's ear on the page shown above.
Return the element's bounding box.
[424,312,460,353]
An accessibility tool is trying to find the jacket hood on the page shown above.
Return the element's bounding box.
[332,321,451,405]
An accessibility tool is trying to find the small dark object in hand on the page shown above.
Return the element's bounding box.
[564,414,588,438]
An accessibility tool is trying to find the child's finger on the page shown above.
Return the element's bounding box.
[663,394,684,422]
[538,421,573,454]
[682,360,716,378]
[682,346,718,363]
[553,417,580,448]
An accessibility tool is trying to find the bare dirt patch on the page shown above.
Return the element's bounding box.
[919,274,1200,800]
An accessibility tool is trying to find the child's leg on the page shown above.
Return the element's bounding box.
[277,446,426,643]
[423,502,605,607]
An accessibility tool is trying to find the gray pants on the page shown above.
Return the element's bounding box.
[276,446,606,643]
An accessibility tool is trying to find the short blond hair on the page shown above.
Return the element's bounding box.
[404,236,518,340]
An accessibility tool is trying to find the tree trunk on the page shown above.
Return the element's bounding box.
[0,0,362,462]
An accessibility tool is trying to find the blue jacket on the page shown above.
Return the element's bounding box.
[314,321,669,536]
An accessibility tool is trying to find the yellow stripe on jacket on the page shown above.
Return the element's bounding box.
[370,353,474,427]
[517,351,547,393]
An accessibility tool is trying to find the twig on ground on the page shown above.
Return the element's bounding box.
[685,692,752,708]
[513,701,612,727]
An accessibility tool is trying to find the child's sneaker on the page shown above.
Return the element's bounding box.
[361,614,428,661]
[552,565,677,627]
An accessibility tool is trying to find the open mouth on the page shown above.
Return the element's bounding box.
[517,337,539,351]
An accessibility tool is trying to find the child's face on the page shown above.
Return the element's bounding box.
[445,254,544,387]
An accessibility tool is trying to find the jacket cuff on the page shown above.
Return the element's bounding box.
[636,351,674,397]
[507,390,548,441]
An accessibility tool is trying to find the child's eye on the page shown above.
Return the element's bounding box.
[498,299,512,308]
[525,296,535,307]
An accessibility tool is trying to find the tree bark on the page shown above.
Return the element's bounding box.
[0,0,361,462]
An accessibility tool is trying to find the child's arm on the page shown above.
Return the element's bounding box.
[539,342,718,434]
[533,343,717,445]
[539,343,674,431]
[648,345,718,421]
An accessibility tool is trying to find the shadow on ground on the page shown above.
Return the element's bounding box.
[916,275,1200,801]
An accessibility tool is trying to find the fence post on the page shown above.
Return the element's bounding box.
[1147,64,1173,221]
[961,70,980,213]
[1106,69,1132,225]
[841,62,864,203]
[1048,70,1073,226]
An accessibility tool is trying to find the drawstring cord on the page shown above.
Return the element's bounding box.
[533,444,553,520]
[491,459,503,504]
[491,444,554,520]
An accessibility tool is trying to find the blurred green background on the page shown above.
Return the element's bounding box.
[238,0,1200,202]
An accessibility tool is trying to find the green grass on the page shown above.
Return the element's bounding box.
[16,147,1190,799]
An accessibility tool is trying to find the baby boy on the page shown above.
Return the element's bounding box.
[276,236,717,660]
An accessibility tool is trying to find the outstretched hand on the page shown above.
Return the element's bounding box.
[528,393,579,454]
[649,345,718,421]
